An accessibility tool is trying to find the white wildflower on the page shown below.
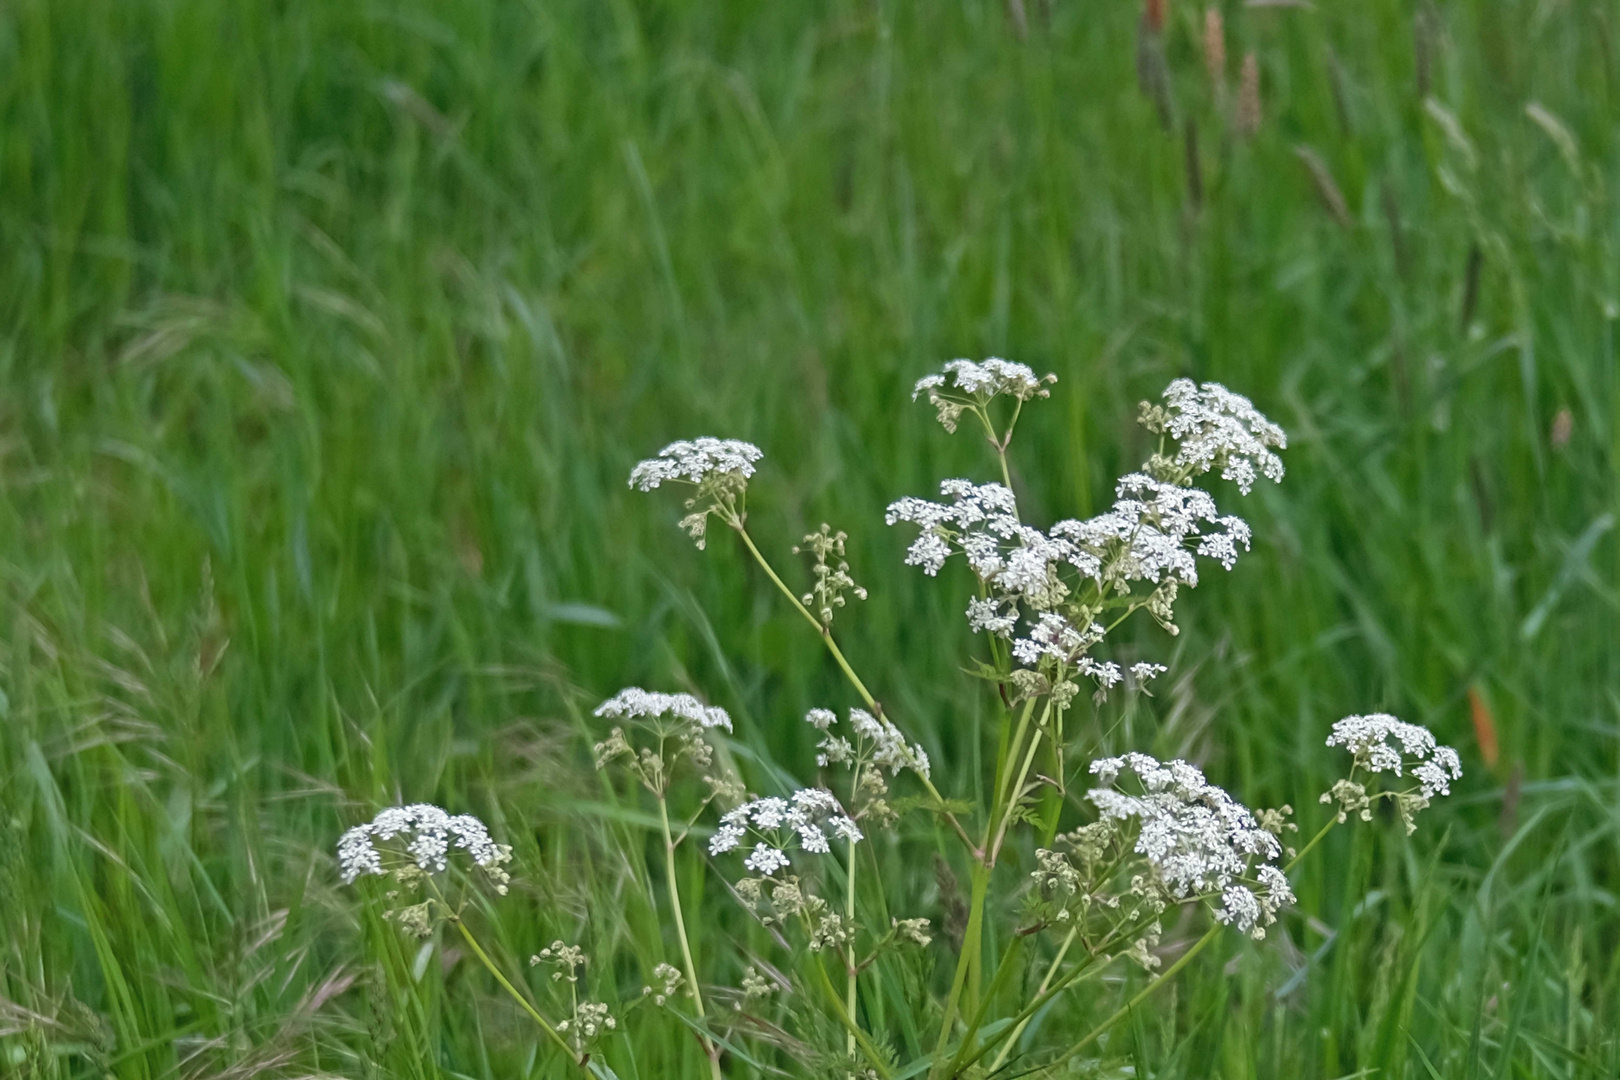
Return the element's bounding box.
[712,788,862,869]
[594,687,733,732]
[1052,474,1249,591]
[912,359,1057,431]
[337,804,513,892]
[885,480,1020,576]
[1324,715,1461,832]
[1012,614,1103,668]
[629,437,763,491]
[1087,754,1292,937]
[1130,662,1168,683]
[1325,714,1462,797]
[1151,379,1286,494]
[966,596,1018,636]
[849,708,931,779]
[708,822,745,855]
[745,844,791,876]
[805,707,837,731]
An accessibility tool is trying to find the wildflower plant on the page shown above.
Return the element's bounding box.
[334,361,1462,1078]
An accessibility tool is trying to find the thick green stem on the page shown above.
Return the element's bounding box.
[988,699,1052,865]
[931,861,989,1072]
[1042,924,1221,1072]
[942,935,1027,1078]
[987,921,1078,1071]
[659,796,723,1080]
[449,918,585,1072]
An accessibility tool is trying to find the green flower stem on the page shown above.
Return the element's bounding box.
[970,816,1344,1075]
[930,860,989,1074]
[1041,924,1222,1073]
[941,933,1026,1078]
[447,916,586,1072]
[987,921,1078,1071]
[1287,815,1338,871]
[988,698,1053,866]
[659,794,724,1080]
[809,951,895,1079]
[734,523,976,855]
[845,831,859,1064]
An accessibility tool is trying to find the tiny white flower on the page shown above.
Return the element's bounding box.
[744,843,790,876]
[804,707,837,730]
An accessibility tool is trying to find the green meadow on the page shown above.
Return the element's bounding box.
[2,0,1618,1076]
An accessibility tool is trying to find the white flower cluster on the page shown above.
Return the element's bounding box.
[629,437,763,491]
[887,374,1286,701]
[558,1002,616,1044]
[643,962,685,1006]
[1153,379,1287,494]
[337,804,513,890]
[810,707,931,780]
[1051,473,1252,590]
[1322,714,1462,833]
[1325,714,1462,798]
[629,436,764,548]
[709,788,863,875]
[912,358,1057,432]
[1087,754,1294,938]
[594,687,733,732]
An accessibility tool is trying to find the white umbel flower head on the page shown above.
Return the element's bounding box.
[848,708,931,779]
[594,687,733,732]
[913,359,1057,431]
[629,436,763,547]
[709,787,863,872]
[885,479,1020,576]
[629,437,763,491]
[337,804,513,892]
[1153,379,1286,494]
[1326,714,1462,799]
[1087,754,1293,938]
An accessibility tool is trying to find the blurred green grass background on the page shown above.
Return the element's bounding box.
[2,0,1618,1076]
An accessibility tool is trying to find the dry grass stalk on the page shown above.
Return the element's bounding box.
[1237,52,1261,137]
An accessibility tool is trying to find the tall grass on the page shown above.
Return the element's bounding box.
[1,0,1616,1076]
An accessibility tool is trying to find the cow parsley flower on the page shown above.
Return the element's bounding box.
[709,788,863,871]
[337,804,514,893]
[745,843,792,876]
[1012,614,1104,668]
[629,436,763,548]
[885,480,1021,575]
[1323,714,1462,833]
[593,687,735,797]
[913,359,1057,432]
[1087,754,1294,938]
[849,708,931,779]
[629,437,763,491]
[594,687,733,732]
[1141,380,1286,494]
[1052,474,1250,591]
